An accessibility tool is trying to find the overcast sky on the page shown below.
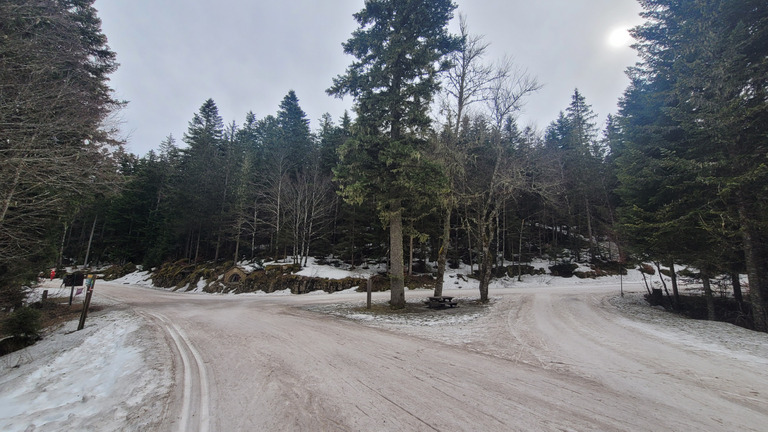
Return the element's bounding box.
[95,0,645,156]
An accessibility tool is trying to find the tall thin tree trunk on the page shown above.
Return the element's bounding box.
[518,219,524,281]
[586,197,595,260]
[234,235,240,264]
[350,207,356,268]
[274,177,282,256]
[389,202,405,309]
[502,202,507,267]
[478,217,494,303]
[434,205,451,297]
[731,272,743,303]
[184,230,192,260]
[0,164,22,226]
[702,271,716,321]
[194,228,201,263]
[251,207,257,259]
[83,215,97,267]
[408,233,414,276]
[214,232,221,263]
[655,262,671,300]
[495,212,501,271]
[463,205,474,272]
[669,261,681,307]
[58,221,68,268]
[738,196,768,332]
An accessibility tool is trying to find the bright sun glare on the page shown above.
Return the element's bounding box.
[607,27,632,48]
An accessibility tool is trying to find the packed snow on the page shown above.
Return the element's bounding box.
[0,306,171,431]
[2,259,766,430]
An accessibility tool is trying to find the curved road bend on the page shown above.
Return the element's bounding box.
[100,281,768,431]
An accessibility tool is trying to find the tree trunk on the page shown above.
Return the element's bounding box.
[701,272,716,321]
[83,215,97,268]
[669,261,680,307]
[408,232,414,276]
[434,205,451,297]
[731,272,743,303]
[477,212,495,303]
[518,219,524,281]
[738,197,768,332]
[233,219,242,263]
[251,207,258,259]
[274,176,282,255]
[463,208,474,273]
[58,221,68,268]
[655,262,671,300]
[478,231,493,303]
[585,197,595,260]
[194,228,201,263]
[0,164,22,226]
[389,204,405,309]
[214,232,221,263]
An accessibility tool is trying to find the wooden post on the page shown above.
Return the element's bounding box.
[77,275,95,331]
[367,278,372,310]
[42,290,48,301]
[69,282,75,306]
[620,272,624,297]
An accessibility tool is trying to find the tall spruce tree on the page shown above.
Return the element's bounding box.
[618,0,768,328]
[328,0,461,308]
[277,90,313,171]
[0,0,122,297]
[545,90,607,260]
[181,99,225,262]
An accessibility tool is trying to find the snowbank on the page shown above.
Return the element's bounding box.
[0,310,171,431]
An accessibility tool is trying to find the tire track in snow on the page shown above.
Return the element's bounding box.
[139,311,210,432]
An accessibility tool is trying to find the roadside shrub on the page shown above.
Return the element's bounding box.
[506,265,546,278]
[638,263,655,275]
[2,306,41,340]
[574,270,600,279]
[677,268,699,279]
[549,262,578,278]
[591,260,628,276]
[0,285,26,311]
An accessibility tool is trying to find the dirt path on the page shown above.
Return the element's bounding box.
[99,281,768,431]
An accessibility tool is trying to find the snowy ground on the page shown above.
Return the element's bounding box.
[0,302,172,431]
[2,261,767,431]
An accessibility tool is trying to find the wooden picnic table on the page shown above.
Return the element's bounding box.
[425,296,458,308]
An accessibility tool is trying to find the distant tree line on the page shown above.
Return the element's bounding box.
[2,0,768,330]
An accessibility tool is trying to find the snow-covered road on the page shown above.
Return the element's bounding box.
[3,276,768,431]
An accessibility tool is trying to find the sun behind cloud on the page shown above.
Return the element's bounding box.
[607,26,633,48]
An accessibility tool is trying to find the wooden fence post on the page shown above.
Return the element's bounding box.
[367,278,372,310]
[77,275,95,331]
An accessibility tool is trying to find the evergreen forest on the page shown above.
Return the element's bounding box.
[2,0,768,331]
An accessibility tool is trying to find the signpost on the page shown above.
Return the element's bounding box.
[77,274,95,331]
[64,272,85,306]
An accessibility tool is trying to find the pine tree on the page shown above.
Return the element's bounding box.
[0,0,122,294]
[328,0,461,308]
[180,99,226,262]
[544,90,608,260]
[277,90,313,171]
[617,0,768,327]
